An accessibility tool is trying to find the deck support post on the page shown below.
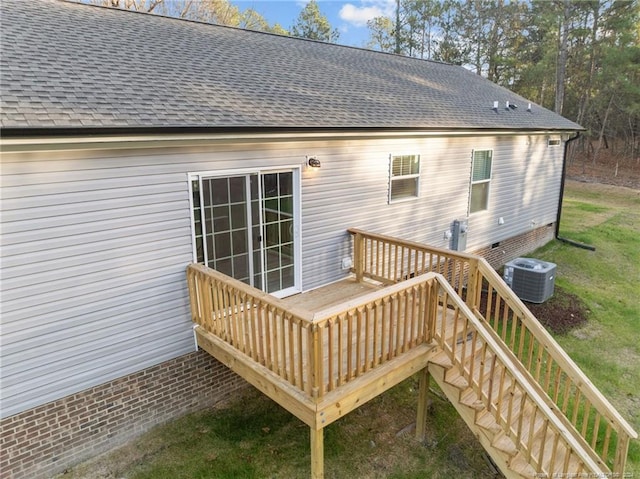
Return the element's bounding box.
[415,366,431,441]
[310,426,324,479]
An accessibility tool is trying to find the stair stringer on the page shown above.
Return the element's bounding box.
[427,358,535,479]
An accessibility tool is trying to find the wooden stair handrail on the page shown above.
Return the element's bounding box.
[475,259,637,441]
[432,273,603,474]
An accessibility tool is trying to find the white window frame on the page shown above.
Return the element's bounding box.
[469,149,493,214]
[388,154,421,203]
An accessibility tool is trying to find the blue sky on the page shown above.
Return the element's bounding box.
[234,0,396,47]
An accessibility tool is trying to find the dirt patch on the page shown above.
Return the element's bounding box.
[479,285,589,336]
[567,146,640,190]
[523,286,589,335]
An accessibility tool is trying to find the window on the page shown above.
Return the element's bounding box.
[469,149,492,213]
[548,138,561,146]
[389,154,420,202]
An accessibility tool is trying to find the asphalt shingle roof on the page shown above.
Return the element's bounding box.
[0,0,581,131]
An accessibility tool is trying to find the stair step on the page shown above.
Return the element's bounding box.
[459,387,485,411]
[444,367,470,390]
[492,432,519,457]
[529,423,577,473]
[429,349,453,368]
[428,317,598,478]
[475,410,502,438]
[509,453,538,478]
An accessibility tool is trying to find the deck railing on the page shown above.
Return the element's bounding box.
[187,263,315,394]
[309,273,436,397]
[433,277,600,476]
[348,228,637,475]
[187,263,436,400]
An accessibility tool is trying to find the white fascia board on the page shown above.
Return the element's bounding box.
[0,129,576,153]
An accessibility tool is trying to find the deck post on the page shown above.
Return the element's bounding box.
[415,366,431,441]
[465,258,480,312]
[310,426,324,479]
[354,231,364,282]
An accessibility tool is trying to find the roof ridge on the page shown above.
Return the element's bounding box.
[58,0,454,67]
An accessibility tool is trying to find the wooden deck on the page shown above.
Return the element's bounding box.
[282,278,380,310]
[186,229,636,479]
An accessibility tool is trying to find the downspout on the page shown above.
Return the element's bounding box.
[555,131,596,251]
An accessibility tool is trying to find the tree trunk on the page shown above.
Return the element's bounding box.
[395,0,402,54]
[594,94,614,165]
[576,2,600,126]
[555,0,571,115]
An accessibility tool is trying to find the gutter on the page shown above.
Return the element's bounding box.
[555,131,596,251]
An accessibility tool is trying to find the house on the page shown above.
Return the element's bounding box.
[4,1,633,478]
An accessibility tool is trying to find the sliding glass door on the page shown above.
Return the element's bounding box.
[191,169,299,297]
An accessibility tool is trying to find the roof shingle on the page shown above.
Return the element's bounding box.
[0,0,581,131]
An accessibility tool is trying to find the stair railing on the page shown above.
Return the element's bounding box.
[469,261,637,473]
[431,274,602,476]
[348,228,637,475]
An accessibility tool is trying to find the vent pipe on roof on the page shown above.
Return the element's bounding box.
[505,101,510,110]
[492,101,499,112]
[527,103,532,112]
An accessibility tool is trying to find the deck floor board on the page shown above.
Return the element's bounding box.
[281,278,381,311]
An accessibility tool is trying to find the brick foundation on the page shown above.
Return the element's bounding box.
[0,350,248,479]
[473,223,556,269]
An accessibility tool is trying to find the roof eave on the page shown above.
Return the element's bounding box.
[0,124,585,140]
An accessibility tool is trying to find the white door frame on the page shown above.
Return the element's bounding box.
[188,165,302,298]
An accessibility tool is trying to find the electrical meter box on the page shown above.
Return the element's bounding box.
[503,258,556,303]
[451,219,468,251]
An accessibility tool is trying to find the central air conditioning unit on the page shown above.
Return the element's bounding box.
[503,258,556,303]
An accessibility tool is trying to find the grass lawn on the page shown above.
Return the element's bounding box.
[58,180,639,479]
[534,180,640,477]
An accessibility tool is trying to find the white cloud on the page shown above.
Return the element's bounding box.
[339,1,395,28]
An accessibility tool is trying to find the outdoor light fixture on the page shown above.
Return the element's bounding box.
[307,156,321,168]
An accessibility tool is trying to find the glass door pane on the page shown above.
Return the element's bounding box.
[261,172,295,294]
[201,176,251,284]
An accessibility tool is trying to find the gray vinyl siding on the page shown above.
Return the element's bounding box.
[299,134,563,288]
[0,132,563,417]
[466,135,564,247]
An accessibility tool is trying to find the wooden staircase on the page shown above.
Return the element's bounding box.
[429,349,580,478]
[419,277,605,478]
[350,228,636,478]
